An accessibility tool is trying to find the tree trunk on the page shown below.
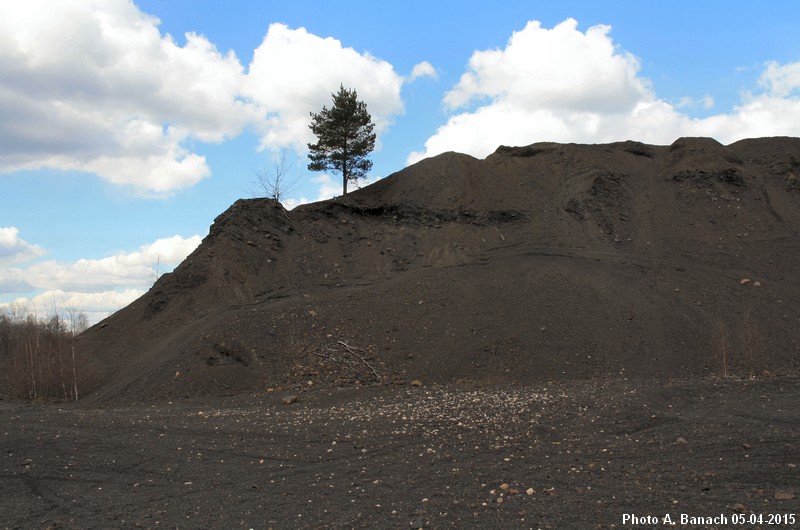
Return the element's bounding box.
[342,142,349,196]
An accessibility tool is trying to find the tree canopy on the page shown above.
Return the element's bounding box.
[307,85,376,196]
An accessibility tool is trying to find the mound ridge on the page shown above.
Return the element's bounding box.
[79,137,800,403]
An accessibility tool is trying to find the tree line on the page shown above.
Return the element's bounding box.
[0,304,93,402]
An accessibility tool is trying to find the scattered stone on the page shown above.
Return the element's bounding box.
[526,488,535,496]
[742,443,752,450]
[739,278,751,285]
[499,483,510,491]
[675,437,688,445]
[496,497,504,504]
[731,503,747,513]
[410,379,423,387]
[754,280,762,287]
[774,490,795,500]
[281,395,298,405]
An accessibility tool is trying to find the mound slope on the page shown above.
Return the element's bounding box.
[79,137,800,402]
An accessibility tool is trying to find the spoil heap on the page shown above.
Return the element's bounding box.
[79,137,800,402]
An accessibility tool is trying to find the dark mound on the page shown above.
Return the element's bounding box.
[78,138,800,403]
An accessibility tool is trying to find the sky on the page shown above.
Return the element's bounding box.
[2,0,800,323]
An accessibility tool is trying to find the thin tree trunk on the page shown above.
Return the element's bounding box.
[71,341,79,401]
[342,139,349,195]
[26,339,36,400]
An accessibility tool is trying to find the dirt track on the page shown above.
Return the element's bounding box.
[2,376,798,529]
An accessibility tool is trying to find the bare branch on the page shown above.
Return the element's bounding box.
[249,146,300,203]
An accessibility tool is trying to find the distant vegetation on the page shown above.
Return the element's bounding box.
[0,303,93,402]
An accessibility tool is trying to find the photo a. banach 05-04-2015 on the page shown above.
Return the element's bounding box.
[623,512,797,526]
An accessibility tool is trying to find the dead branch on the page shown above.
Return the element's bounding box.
[337,340,380,380]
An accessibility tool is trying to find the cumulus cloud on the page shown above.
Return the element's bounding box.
[0,4,406,195]
[243,23,405,152]
[759,61,800,97]
[0,234,201,322]
[410,19,800,164]
[11,235,202,292]
[0,227,45,265]
[0,0,260,195]
[408,61,438,82]
[444,20,647,113]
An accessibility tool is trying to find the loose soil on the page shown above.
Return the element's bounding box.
[1,377,798,528]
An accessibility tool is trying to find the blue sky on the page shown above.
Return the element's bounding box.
[2,0,800,322]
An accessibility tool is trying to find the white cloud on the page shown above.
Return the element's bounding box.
[311,173,343,201]
[0,0,257,195]
[411,19,800,164]
[0,234,201,322]
[408,61,438,82]
[759,61,800,97]
[444,20,647,113]
[13,235,202,291]
[243,23,405,152]
[0,6,407,195]
[0,227,45,265]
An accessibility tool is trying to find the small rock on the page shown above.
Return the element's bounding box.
[281,395,298,405]
[739,278,751,285]
[526,488,535,495]
[742,443,752,450]
[499,483,510,491]
[754,280,762,287]
[730,503,747,513]
[774,490,795,500]
[410,379,423,387]
[496,497,504,504]
[675,437,688,445]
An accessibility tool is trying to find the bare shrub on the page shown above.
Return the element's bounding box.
[714,320,730,377]
[740,308,763,378]
[248,146,299,204]
[712,309,767,378]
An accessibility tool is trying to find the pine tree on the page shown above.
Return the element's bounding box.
[307,85,376,196]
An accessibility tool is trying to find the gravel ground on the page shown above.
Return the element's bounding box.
[1,376,798,529]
